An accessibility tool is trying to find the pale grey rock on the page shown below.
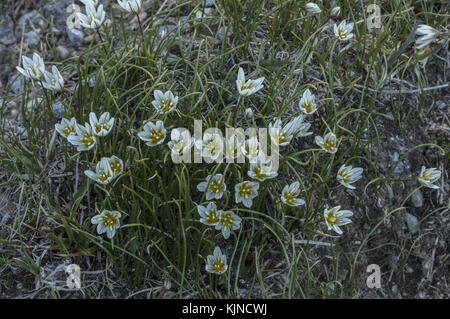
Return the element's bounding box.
[24,30,41,49]
[410,189,423,208]
[56,45,70,60]
[404,212,419,235]
[8,72,25,94]
[0,15,15,45]
[67,27,84,48]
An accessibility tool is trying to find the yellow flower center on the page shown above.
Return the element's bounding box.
[160,99,174,113]
[32,66,41,77]
[98,170,112,182]
[302,102,314,113]
[95,124,110,134]
[208,180,223,194]
[205,209,220,225]
[283,192,296,205]
[276,131,287,144]
[220,212,234,227]
[338,29,348,39]
[81,133,95,147]
[420,171,435,181]
[211,259,225,273]
[326,212,337,225]
[173,140,187,154]
[239,183,253,198]
[322,139,335,152]
[338,170,351,183]
[63,126,75,137]
[205,139,220,156]
[253,166,268,179]
[110,161,122,174]
[240,81,253,91]
[149,129,164,144]
[100,213,118,228]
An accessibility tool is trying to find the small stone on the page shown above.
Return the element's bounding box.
[43,0,74,29]
[244,108,254,118]
[83,34,96,44]
[0,15,16,45]
[56,45,70,60]
[216,26,230,41]
[67,27,84,48]
[52,101,65,119]
[24,30,41,49]
[16,11,42,30]
[436,100,447,110]
[51,27,62,36]
[158,25,176,38]
[410,189,423,208]
[27,98,44,112]
[392,152,409,175]
[8,72,25,94]
[0,45,16,81]
[404,212,419,235]
[204,0,215,7]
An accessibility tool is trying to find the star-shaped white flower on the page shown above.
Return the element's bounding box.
[91,210,121,239]
[236,67,265,96]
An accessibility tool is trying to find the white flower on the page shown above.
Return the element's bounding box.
[305,3,321,14]
[315,132,338,154]
[107,155,124,176]
[152,90,178,114]
[168,128,193,156]
[195,133,224,161]
[55,117,77,138]
[193,7,215,20]
[415,25,440,49]
[330,6,341,17]
[43,66,64,91]
[117,0,142,13]
[197,202,221,226]
[216,210,241,239]
[89,112,115,137]
[205,247,227,275]
[334,20,354,41]
[16,53,45,81]
[197,174,226,200]
[84,158,114,184]
[244,108,254,118]
[137,120,166,146]
[235,181,259,208]
[248,156,278,182]
[241,136,264,161]
[269,116,312,147]
[299,89,317,115]
[281,182,305,207]
[337,164,363,189]
[91,210,121,239]
[67,122,97,151]
[77,3,106,29]
[236,67,265,96]
[324,206,353,235]
[81,0,99,7]
[418,166,441,189]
